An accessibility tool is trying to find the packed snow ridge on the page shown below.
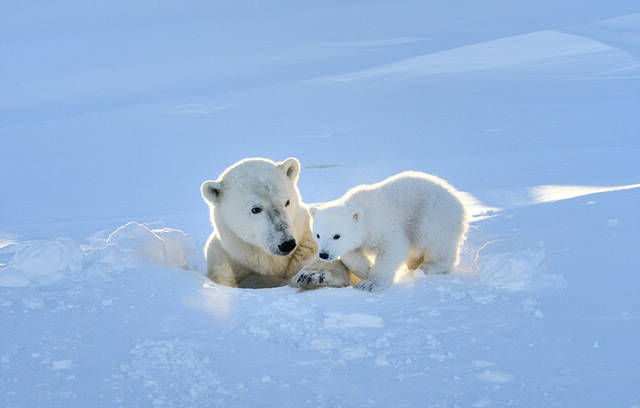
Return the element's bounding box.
[0,222,202,288]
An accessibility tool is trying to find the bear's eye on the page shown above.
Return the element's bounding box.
[251,206,262,214]
[285,199,290,207]
[333,234,341,240]
[316,234,320,239]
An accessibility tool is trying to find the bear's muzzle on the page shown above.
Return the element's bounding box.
[277,239,296,255]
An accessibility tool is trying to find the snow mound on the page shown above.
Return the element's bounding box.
[0,238,83,287]
[152,227,202,271]
[0,223,201,286]
[88,222,201,274]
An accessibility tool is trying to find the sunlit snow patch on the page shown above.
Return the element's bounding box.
[478,183,640,209]
[457,190,501,222]
[0,239,15,249]
[529,183,640,204]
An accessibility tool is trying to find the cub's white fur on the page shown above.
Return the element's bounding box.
[201,157,349,288]
[310,171,467,292]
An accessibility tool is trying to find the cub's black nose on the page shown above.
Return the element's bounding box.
[278,239,297,254]
[319,252,329,260]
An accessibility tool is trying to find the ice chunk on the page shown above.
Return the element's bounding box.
[152,227,200,271]
[106,222,167,266]
[0,238,83,287]
[103,222,200,271]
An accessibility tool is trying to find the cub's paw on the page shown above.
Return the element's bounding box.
[353,279,389,292]
[420,263,450,275]
[291,268,328,289]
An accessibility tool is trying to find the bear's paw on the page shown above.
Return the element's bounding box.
[353,279,389,292]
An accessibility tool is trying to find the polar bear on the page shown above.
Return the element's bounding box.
[201,157,350,288]
[309,171,468,292]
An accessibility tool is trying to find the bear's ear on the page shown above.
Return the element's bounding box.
[308,206,318,217]
[278,157,300,183]
[352,209,362,222]
[201,180,223,204]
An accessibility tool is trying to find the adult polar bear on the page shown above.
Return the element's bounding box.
[201,157,350,288]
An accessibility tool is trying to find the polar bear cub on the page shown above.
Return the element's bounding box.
[310,171,467,292]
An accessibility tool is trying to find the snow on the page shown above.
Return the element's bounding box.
[0,238,83,287]
[327,30,630,81]
[1,0,640,407]
[323,312,384,329]
[104,222,201,271]
[51,360,73,371]
[476,371,514,384]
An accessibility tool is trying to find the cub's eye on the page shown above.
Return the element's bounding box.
[251,207,262,214]
[316,234,320,239]
[285,199,290,207]
[333,234,341,240]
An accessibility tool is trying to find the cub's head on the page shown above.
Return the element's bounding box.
[201,157,302,256]
[309,205,364,261]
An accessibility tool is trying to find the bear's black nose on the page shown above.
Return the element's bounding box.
[319,252,329,260]
[278,239,297,254]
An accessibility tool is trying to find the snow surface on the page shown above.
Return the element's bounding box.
[1,1,640,407]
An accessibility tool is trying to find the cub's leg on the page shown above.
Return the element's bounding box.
[341,249,371,280]
[419,261,452,275]
[406,251,425,271]
[417,207,465,276]
[419,238,459,275]
[354,237,408,292]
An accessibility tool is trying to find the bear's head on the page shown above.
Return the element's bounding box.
[309,204,364,262]
[201,157,302,256]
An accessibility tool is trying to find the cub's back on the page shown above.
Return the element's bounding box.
[349,171,459,207]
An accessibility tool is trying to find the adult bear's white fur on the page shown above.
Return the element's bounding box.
[201,157,350,288]
[310,171,468,292]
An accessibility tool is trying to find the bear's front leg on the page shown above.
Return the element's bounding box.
[354,239,408,292]
[206,236,251,287]
[291,258,350,289]
[283,233,317,279]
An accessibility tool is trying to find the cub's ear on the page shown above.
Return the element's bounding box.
[308,206,319,217]
[278,157,300,183]
[201,180,223,204]
[352,208,362,222]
